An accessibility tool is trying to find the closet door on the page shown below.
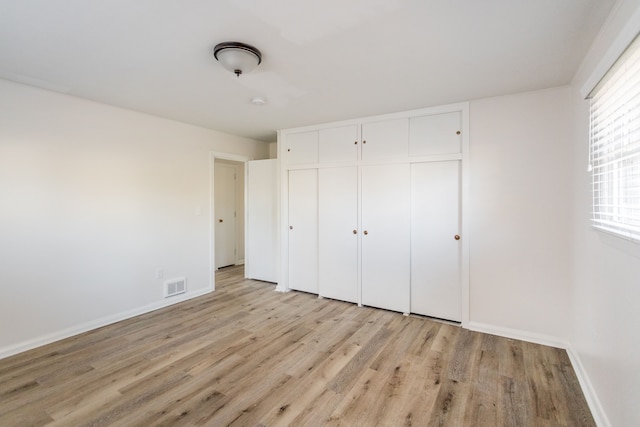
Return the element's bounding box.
[288,169,318,294]
[411,161,461,321]
[319,166,358,303]
[286,131,318,165]
[409,112,461,156]
[319,125,359,163]
[361,118,409,161]
[361,164,411,313]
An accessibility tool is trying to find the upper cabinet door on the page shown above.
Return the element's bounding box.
[409,111,461,156]
[286,131,318,165]
[319,125,359,163]
[361,118,409,161]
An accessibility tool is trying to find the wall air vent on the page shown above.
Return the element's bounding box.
[164,277,187,298]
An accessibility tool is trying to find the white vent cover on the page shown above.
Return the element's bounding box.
[164,277,187,298]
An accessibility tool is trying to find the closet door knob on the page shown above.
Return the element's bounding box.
[454,234,460,240]
[219,219,223,223]
[290,226,293,230]
[364,230,368,235]
[353,229,357,234]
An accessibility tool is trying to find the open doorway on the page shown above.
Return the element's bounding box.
[214,158,244,269]
[210,152,250,291]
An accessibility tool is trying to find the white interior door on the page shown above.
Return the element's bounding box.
[215,162,237,269]
[361,164,411,313]
[411,161,461,321]
[319,166,358,303]
[246,159,278,282]
[288,169,318,293]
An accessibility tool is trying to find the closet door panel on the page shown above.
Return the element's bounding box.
[361,118,409,161]
[319,167,358,302]
[409,112,461,156]
[288,169,318,293]
[361,164,411,313]
[286,131,318,165]
[319,125,359,163]
[411,161,461,321]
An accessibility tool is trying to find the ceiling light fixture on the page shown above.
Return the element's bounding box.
[213,42,262,77]
[251,96,267,106]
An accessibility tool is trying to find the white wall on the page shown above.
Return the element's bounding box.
[268,141,278,159]
[0,79,268,357]
[468,87,574,345]
[568,1,640,425]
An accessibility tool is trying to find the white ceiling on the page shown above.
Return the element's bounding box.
[0,0,615,142]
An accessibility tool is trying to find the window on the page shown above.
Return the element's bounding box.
[588,34,640,241]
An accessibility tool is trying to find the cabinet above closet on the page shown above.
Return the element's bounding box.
[282,106,464,168]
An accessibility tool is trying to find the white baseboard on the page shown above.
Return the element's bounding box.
[0,287,212,360]
[566,346,611,427]
[467,321,568,349]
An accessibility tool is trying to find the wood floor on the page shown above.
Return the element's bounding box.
[0,265,594,426]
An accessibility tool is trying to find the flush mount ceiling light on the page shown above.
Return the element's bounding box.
[213,42,262,77]
[251,96,267,106]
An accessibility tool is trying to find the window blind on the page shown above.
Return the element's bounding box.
[589,33,640,241]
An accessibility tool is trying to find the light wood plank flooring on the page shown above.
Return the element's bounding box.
[0,265,595,426]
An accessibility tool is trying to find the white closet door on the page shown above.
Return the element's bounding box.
[411,161,461,321]
[361,164,411,313]
[286,131,318,165]
[246,159,278,283]
[288,169,318,294]
[361,118,409,161]
[409,112,461,156]
[319,125,359,163]
[319,166,358,303]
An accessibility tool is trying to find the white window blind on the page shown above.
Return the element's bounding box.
[589,33,640,241]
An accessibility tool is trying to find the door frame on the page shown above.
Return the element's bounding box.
[210,152,251,291]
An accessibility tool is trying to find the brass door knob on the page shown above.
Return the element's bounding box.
[219,219,223,223]
[454,234,460,240]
